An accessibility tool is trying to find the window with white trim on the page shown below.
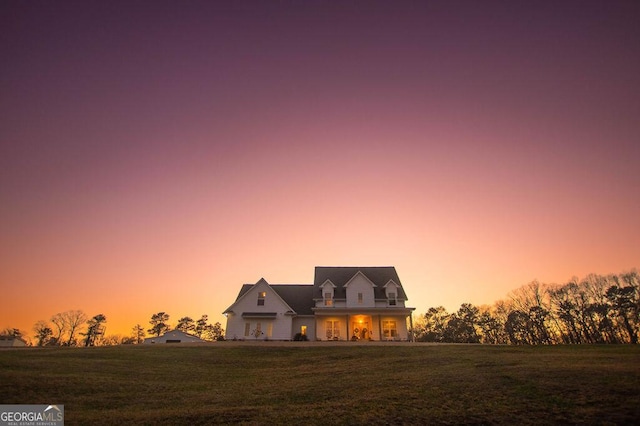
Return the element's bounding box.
[382,320,397,339]
[244,322,250,337]
[388,292,397,306]
[324,292,333,306]
[357,292,363,304]
[257,291,266,306]
[326,320,340,339]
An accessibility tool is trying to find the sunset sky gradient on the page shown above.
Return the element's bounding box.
[2,1,639,339]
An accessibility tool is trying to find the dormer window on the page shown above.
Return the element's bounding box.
[388,292,396,306]
[257,291,266,306]
[357,292,363,304]
[324,292,333,306]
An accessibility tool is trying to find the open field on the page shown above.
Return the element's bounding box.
[1,343,639,425]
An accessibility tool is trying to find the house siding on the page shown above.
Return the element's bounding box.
[224,280,295,340]
[224,267,415,341]
[237,316,293,340]
[345,273,376,308]
[292,316,315,339]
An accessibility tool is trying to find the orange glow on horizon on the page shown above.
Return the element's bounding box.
[1,2,639,342]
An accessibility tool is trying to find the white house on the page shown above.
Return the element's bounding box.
[143,329,206,344]
[223,266,415,341]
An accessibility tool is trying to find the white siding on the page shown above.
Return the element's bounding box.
[292,316,316,340]
[224,281,295,340]
[345,273,375,307]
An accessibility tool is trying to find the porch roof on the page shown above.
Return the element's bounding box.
[311,307,415,316]
[241,312,278,318]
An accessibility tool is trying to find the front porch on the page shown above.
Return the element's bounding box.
[313,308,415,341]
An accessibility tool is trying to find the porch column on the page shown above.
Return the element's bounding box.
[378,315,382,341]
[346,314,349,341]
[409,312,414,342]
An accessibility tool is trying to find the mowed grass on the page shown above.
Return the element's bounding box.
[1,343,639,425]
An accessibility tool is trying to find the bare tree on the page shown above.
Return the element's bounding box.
[415,269,639,346]
[50,313,66,345]
[606,284,638,344]
[63,310,87,346]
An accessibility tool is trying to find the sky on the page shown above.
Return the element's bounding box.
[1,1,639,340]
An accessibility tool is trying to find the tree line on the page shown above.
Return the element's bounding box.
[413,270,639,344]
[4,270,636,346]
[3,311,224,346]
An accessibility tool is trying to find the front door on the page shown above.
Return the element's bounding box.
[351,317,371,341]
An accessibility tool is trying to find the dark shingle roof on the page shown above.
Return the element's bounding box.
[235,284,254,299]
[270,285,315,315]
[313,266,407,300]
[232,283,315,316]
[228,267,407,316]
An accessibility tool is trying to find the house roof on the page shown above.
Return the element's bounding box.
[270,284,315,315]
[241,312,278,318]
[225,267,407,317]
[313,266,408,300]
[143,329,206,343]
[229,283,315,316]
[0,335,27,346]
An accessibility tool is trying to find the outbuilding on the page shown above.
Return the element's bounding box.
[0,335,27,347]
[143,329,206,344]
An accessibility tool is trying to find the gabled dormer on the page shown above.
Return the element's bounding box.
[223,278,295,317]
[344,271,376,307]
[383,279,401,306]
[319,280,336,307]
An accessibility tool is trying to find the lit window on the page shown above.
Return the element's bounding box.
[358,292,363,304]
[382,320,397,339]
[326,320,340,339]
[324,292,333,306]
[266,323,273,338]
[258,291,266,306]
[301,325,307,336]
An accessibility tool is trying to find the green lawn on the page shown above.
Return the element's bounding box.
[1,343,639,425]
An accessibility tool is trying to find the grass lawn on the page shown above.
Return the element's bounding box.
[1,343,639,425]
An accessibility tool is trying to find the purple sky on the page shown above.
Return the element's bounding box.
[1,1,639,337]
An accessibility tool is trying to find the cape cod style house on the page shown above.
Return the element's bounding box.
[223,266,415,341]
